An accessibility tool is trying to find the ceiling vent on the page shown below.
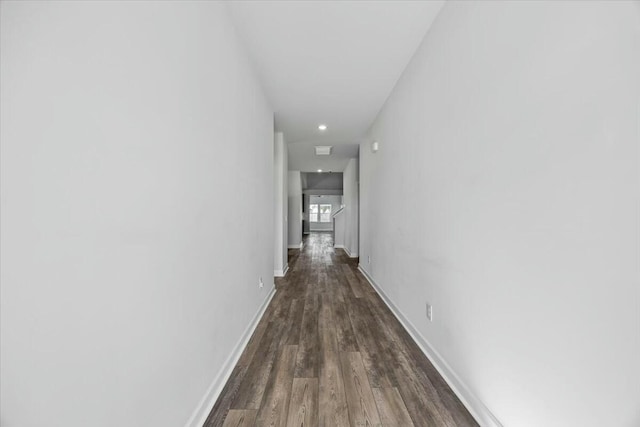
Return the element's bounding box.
[315,146,332,156]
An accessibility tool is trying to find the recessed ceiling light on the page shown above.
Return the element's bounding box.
[317,169,322,173]
[318,124,327,131]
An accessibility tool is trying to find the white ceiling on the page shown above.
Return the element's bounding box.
[288,143,359,173]
[227,0,444,171]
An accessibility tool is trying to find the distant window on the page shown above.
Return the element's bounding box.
[319,204,331,222]
[309,204,319,222]
[309,203,332,223]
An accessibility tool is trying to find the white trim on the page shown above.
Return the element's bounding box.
[334,244,345,249]
[274,264,289,277]
[288,242,303,250]
[184,285,277,427]
[343,246,358,258]
[357,266,503,427]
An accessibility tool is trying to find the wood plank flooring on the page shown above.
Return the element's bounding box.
[204,233,478,427]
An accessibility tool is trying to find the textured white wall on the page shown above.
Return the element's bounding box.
[287,171,303,248]
[283,141,288,260]
[343,158,359,257]
[0,2,274,427]
[274,132,288,274]
[360,2,640,426]
[333,209,346,248]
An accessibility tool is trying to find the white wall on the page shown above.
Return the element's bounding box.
[283,140,288,263]
[333,209,346,248]
[360,2,640,427]
[287,171,303,248]
[274,132,288,275]
[308,195,342,232]
[343,158,359,257]
[0,2,274,427]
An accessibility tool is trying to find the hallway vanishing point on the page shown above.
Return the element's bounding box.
[205,233,478,427]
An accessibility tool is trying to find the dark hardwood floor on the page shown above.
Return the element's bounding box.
[204,232,478,427]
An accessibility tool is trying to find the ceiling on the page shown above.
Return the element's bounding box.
[288,143,359,173]
[227,0,444,171]
[303,172,343,191]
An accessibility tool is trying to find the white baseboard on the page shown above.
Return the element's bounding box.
[334,244,345,249]
[274,264,289,277]
[288,242,303,249]
[343,246,358,258]
[357,266,502,427]
[184,285,277,427]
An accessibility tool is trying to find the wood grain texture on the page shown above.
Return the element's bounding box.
[348,296,396,389]
[318,351,350,427]
[229,319,283,410]
[286,378,318,427]
[295,294,320,378]
[254,345,298,427]
[221,409,257,427]
[339,351,382,427]
[205,232,478,427]
[341,264,364,298]
[318,294,338,354]
[373,387,415,427]
[332,296,358,352]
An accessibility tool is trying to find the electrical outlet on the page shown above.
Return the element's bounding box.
[426,302,433,322]
[259,277,264,289]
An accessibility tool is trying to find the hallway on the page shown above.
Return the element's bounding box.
[205,233,478,427]
[2,2,639,426]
